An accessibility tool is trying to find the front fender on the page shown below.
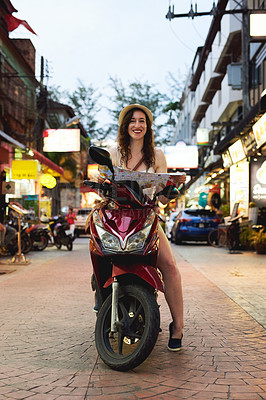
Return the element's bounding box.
[103,263,165,293]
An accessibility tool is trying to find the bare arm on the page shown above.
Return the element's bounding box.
[108,147,118,167]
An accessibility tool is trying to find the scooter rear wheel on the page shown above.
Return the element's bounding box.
[66,238,73,251]
[95,284,160,371]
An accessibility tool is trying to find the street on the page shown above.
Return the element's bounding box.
[0,239,265,400]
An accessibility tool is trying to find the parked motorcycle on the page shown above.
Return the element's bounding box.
[26,223,49,251]
[48,216,74,251]
[84,146,179,371]
[7,220,32,254]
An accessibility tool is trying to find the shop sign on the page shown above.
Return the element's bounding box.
[12,160,38,180]
[2,181,15,194]
[250,157,266,207]
[22,195,39,217]
[198,191,208,208]
[222,151,233,168]
[250,12,266,40]
[196,128,209,146]
[242,130,256,153]
[228,140,246,164]
[40,173,57,189]
[230,159,249,217]
[43,129,80,152]
[252,112,266,148]
[163,142,198,169]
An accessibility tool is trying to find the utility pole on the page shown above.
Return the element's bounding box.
[34,56,48,153]
[241,0,250,117]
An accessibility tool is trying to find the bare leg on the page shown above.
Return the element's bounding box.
[157,224,183,339]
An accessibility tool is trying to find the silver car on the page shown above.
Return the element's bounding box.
[74,208,91,237]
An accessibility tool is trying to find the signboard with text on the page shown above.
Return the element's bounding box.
[43,129,80,152]
[196,128,209,146]
[11,160,38,180]
[230,159,249,217]
[250,157,266,207]
[228,140,246,164]
[163,142,198,169]
[252,112,266,149]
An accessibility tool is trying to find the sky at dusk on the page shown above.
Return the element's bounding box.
[10,0,216,126]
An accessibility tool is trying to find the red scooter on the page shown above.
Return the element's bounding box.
[84,147,179,371]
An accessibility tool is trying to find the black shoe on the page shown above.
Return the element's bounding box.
[167,322,183,352]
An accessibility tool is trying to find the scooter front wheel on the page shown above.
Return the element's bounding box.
[95,284,160,371]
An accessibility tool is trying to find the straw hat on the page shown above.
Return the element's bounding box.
[118,104,153,126]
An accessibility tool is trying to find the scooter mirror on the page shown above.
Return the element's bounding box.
[89,146,115,178]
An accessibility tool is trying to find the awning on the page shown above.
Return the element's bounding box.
[0,130,63,176]
[32,149,63,176]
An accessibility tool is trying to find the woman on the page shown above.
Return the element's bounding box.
[109,104,186,351]
[65,207,76,238]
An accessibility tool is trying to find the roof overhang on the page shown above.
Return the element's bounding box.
[214,93,266,154]
[193,102,209,123]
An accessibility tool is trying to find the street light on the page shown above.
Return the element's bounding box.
[60,116,81,128]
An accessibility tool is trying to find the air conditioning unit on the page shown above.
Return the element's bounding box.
[227,63,242,89]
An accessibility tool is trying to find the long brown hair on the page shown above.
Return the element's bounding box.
[118,107,155,169]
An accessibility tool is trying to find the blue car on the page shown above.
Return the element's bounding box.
[170,209,221,244]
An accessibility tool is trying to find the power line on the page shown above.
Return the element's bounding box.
[168,23,196,53]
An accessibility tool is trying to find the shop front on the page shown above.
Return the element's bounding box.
[0,131,63,221]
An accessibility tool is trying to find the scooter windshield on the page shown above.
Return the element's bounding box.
[110,180,145,206]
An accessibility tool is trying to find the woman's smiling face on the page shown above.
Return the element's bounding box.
[128,110,147,141]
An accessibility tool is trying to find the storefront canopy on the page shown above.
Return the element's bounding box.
[0,130,63,176]
[32,149,63,176]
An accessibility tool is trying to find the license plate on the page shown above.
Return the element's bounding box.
[199,223,204,228]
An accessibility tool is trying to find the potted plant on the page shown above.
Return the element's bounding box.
[249,228,266,254]
[239,226,253,250]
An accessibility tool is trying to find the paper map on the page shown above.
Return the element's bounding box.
[98,165,184,189]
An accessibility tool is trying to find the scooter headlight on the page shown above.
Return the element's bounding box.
[126,225,152,252]
[95,225,121,251]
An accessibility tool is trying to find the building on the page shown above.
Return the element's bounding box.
[0,0,87,220]
[172,0,266,225]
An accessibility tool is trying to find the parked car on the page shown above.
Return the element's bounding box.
[74,208,92,237]
[165,211,178,239]
[170,209,221,244]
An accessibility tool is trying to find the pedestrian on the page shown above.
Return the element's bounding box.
[108,104,186,351]
[65,207,76,237]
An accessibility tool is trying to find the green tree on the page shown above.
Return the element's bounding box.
[67,80,106,142]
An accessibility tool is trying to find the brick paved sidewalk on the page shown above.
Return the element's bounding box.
[0,243,265,400]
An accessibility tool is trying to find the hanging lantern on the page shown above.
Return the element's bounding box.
[40,173,57,189]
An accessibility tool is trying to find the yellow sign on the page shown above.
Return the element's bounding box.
[12,160,38,180]
[253,112,266,148]
[40,173,57,189]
